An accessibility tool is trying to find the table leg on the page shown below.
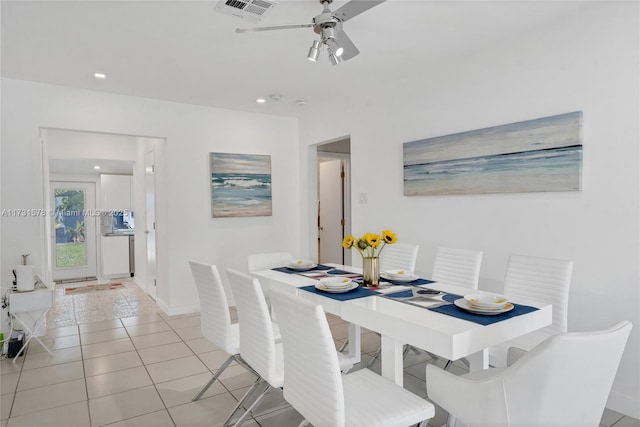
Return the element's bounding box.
[380,335,404,386]
[346,323,361,364]
[466,348,489,372]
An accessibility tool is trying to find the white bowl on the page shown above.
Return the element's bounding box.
[319,277,353,289]
[384,269,414,279]
[464,293,509,309]
[287,260,317,269]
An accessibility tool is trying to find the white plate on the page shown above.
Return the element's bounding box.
[381,272,420,282]
[454,298,514,315]
[287,260,318,270]
[383,269,414,279]
[464,293,509,309]
[314,282,359,294]
[319,277,354,289]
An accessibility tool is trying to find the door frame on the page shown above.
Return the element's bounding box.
[144,148,157,300]
[317,152,352,266]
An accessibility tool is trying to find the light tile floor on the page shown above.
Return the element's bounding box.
[1,278,638,426]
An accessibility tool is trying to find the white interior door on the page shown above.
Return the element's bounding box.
[145,149,157,299]
[50,181,97,281]
[318,159,345,264]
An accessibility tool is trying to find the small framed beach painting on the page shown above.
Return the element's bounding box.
[210,152,272,217]
[403,111,582,196]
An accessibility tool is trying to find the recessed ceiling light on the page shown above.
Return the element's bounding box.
[295,100,306,106]
[94,165,101,170]
[256,98,267,104]
[94,72,107,80]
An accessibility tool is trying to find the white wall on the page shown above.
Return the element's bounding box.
[1,79,301,319]
[300,2,639,417]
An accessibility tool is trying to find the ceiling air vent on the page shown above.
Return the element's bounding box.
[215,0,277,23]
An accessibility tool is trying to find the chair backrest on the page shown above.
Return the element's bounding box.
[248,252,294,272]
[270,290,345,427]
[504,255,573,335]
[226,268,278,383]
[189,261,236,354]
[500,321,632,426]
[431,246,483,289]
[380,242,419,271]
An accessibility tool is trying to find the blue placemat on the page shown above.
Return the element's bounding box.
[381,278,435,286]
[386,290,460,300]
[299,285,380,301]
[272,264,334,274]
[327,269,356,275]
[429,296,539,326]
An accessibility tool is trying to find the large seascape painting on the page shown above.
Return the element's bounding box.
[403,112,582,196]
[210,153,272,217]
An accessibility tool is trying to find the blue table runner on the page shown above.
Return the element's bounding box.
[272,264,334,274]
[380,278,435,286]
[384,291,538,326]
[299,285,379,301]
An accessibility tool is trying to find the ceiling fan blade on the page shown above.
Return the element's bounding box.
[236,23,314,34]
[335,28,360,61]
[333,0,386,22]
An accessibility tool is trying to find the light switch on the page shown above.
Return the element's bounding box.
[359,193,368,204]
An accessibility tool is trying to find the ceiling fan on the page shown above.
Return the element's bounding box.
[236,0,386,65]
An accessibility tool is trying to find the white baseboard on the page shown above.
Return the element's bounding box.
[155,298,199,317]
[607,389,640,420]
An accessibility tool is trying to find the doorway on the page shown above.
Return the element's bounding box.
[317,138,351,265]
[50,181,97,281]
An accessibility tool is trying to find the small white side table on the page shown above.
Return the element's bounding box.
[8,287,55,362]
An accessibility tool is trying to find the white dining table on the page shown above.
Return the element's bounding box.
[252,265,552,387]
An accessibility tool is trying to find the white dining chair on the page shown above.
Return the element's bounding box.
[188,261,258,402]
[380,242,419,271]
[270,289,435,427]
[432,246,483,289]
[427,321,632,427]
[431,246,483,370]
[248,252,294,272]
[225,269,353,426]
[490,254,573,367]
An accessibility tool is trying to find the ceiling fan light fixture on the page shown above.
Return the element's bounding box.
[307,40,321,62]
[328,51,342,66]
[325,38,343,57]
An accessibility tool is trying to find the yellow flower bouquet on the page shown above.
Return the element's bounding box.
[342,229,398,258]
[342,230,397,286]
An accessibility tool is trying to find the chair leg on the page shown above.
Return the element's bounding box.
[443,359,453,371]
[233,382,272,427]
[223,377,264,427]
[367,346,382,368]
[338,339,349,352]
[192,355,235,401]
[417,420,428,427]
[234,354,260,377]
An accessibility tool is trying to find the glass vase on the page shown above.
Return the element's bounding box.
[362,257,380,287]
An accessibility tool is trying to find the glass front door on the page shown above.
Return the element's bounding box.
[51,181,97,281]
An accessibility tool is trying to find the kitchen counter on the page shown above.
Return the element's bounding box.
[101,234,134,277]
[103,231,134,236]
